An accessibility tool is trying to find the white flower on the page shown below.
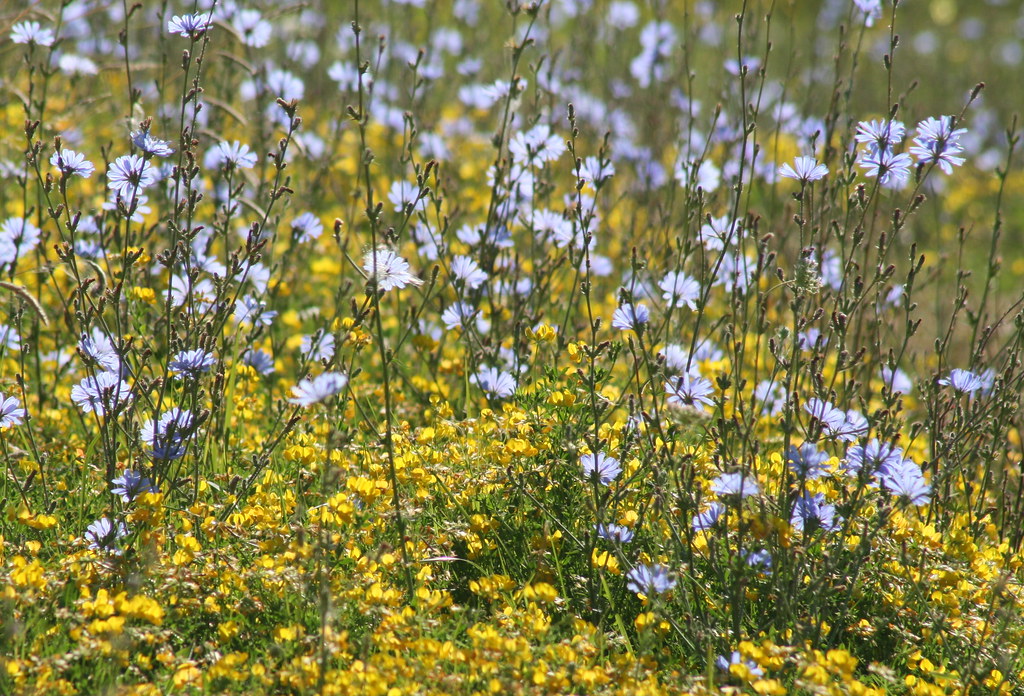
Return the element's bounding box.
[509,124,565,167]
[441,302,477,330]
[699,216,737,251]
[451,255,488,289]
[11,21,55,47]
[205,141,258,170]
[658,271,700,309]
[853,0,883,26]
[363,247,422,292]
[58,54,99,76]
[778,156,828,183]
[674,159,720,192]
[472,366,516,399]
[289,373,348,406]
[232,9,272,48]
[665,374,715,409]
[79,328,121,372]
[0,218,41,264]
[50,149,95,178]
[580,156,615,186]
[388,180,427,213]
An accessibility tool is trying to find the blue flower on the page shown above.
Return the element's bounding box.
[805,398,866,441]
[791,492,839,533]
[611,303,649,332]
[167,13,211,39]
[581,452,622,486]
[111,470,157,502]
[659,344,696,375]
[978,368,996,395]
[844,439,903,478]
[107,154,157,199]
[879,458,931,506]
[233,295,278,327]
[831,409,868,443]
[242,348,275,376]
[141,408,196,460]
[0,324,21,351]
[692,502,726,531]
[880,366,913,394]
[855,119,906,154]
[786,443,830,479]
[169,349,216,379]
[909,116,967,175]
[712,471,759,498]
[804,397,844,430]
[595,523,634,544]
[131,127,175,157]
[796,328,821,351]
[938,368,984,396]
[0,218,41,264]
[290,212,323,243]
[744,549,773,572]
[80,329,122,372]
[716,651,764,677]
[300,333,335,363]
[626,564,676,596]
[0,393,26,428]
[664,374,715,409]
[85,517,129,554]
[71,372,133,416]
[858,149,913,189]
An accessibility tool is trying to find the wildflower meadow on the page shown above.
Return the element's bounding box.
[4,0,1024,694]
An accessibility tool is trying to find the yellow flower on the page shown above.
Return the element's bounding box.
[274,625,299,642]
[129,286,156,304]
[173,663,203,690]
[520,582,558,604]
[218,620,240,642]
[591,549,620,573]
